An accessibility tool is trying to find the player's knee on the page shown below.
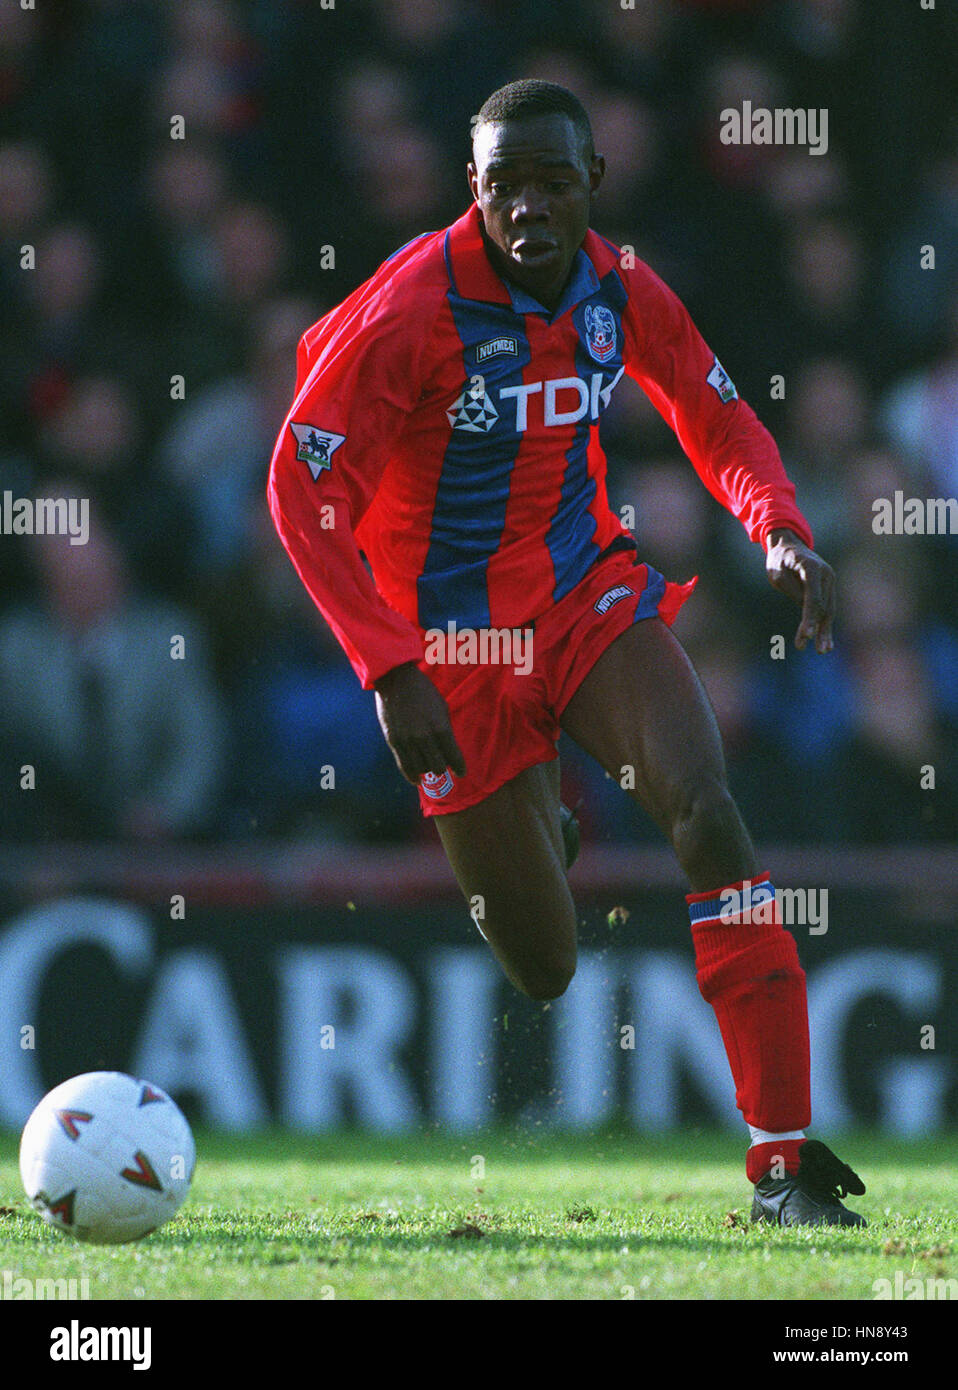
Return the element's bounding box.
[667,775,753,884]
[497,920,576,1000]
[673,776,741,845]
[515,953,576,1001]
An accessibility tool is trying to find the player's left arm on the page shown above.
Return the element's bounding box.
[621,260,835,655]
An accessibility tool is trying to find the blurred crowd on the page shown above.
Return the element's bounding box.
[0,0,955,848]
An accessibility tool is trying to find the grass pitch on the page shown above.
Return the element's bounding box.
[0,1129,955,1300]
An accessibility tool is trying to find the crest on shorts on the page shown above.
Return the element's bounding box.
[583,303,617,363]
[290,422,346,479]
[420,769,455,799]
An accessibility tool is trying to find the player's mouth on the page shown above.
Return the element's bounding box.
[511,237,559,263]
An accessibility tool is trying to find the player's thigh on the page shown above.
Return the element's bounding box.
[559,617,728,830]
[433,758,576,995]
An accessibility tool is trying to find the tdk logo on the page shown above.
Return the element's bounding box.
[448,368,625,433]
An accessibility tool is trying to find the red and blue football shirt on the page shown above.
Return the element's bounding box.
[267,203,812,689]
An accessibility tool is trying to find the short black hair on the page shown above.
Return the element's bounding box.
[472,80,595,162]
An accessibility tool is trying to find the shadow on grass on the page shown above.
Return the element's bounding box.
[157,1212,883,1261]
[1,1126,954,1169]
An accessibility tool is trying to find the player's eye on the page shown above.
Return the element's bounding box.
[547,182,571,193]
[489,183,512,197]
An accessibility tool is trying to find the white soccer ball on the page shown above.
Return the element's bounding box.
[19,1071,195,1244]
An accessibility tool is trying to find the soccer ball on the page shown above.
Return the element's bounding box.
[19,1071,195,1244]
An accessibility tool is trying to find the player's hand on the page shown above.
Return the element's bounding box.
[373,661,467,785]
[765,528,835,654]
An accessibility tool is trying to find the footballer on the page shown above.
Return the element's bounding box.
[268,80,866,1226]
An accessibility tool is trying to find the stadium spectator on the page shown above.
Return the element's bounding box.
[0,140,55,311]
[0,500,223,842]
[8,223,142,434]
[35,374,196,603]
[222,501,418,842]
[778,356,870,557]
[834,639,958,844]
[156,294,315,580]
[617,457,725,589]
[780,215,873,374]
[879,285,958,505]
[139,142,230,311]
[878,128,958,361]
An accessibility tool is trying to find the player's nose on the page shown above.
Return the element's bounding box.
[511,187,550,221]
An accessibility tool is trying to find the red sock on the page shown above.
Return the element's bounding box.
[745,1138,806,1184]
[687,874,811,1147]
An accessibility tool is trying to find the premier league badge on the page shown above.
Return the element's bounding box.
[584,303,617,363]
[289,422,346,479]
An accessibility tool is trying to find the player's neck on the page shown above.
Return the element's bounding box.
[480,228,568,314]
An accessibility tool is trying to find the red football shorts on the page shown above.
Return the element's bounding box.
[416,549,697,816]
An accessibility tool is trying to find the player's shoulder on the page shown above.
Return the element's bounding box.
[349,225,451,319]
[298,227,449,360]
[583,229,689,362]
[583,227,672,304]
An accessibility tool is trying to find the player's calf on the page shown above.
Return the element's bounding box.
[687,872,868,1225]
[433,763,578,1001]
[689,873,811,1135]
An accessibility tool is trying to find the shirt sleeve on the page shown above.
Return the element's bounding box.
[267,291,431,690]
[621,260,813,549]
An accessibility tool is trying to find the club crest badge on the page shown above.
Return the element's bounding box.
[583,303,617,363]
[420,769,455,799]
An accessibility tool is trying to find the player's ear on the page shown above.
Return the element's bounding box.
[467,162,479,203]
[589,154,606,195]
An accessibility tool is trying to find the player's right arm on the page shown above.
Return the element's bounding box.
[373,661,467,782]
[267,293,466,782]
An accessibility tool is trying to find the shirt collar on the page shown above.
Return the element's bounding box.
[505,248,600,319]
[445,203,601,317]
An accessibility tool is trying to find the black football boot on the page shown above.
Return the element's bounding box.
[751,1140,867,1227]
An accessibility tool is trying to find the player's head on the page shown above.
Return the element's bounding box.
[472,80,596,165]
[469,80,604,309]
